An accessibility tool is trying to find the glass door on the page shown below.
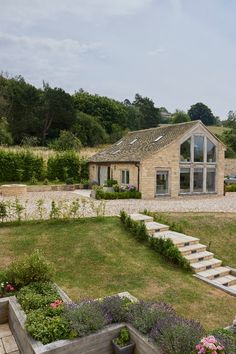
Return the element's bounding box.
[156,171,169,195]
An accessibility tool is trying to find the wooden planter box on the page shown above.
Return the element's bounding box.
[0,291,161,354]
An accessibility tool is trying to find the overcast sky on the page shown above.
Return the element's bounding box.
[0,0,235,118]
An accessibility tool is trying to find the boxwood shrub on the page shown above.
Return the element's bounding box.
[96,189,141,200]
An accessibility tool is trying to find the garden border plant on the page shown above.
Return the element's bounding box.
[120,210,191,270]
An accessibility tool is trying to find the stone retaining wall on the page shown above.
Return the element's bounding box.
[225,158,236,176]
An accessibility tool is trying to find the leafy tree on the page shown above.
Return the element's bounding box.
[73,91,128,133]
[110,124,127,143]
[72,112,108,146]
[50,130,82,151]
[188,102,216,126]
[224,111,236,129]
[41,83,76,144]
[172,110,190,124]
[0,117,13,145]
[132,94,161,129]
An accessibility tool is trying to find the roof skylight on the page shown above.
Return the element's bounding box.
[116,140,123,146]
[130,138,137,145]
[112,149,120,154]
[154,135,163,142]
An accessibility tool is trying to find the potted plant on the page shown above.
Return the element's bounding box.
[112,327,135,354]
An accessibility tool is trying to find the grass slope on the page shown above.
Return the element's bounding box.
[0,216,236,330]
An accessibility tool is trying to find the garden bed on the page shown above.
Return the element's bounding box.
[1,292,160,354]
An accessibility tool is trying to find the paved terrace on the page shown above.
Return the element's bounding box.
[0,191,235,220]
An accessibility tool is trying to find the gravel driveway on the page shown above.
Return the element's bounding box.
[0,190,235,221]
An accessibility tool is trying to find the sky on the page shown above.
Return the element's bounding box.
[0,0,235,119]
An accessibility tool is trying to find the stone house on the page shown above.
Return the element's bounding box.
[88,121,225,199]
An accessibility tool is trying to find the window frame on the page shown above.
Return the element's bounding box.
[121,170,130,185]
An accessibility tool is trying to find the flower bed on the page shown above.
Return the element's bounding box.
[95,184,141,200]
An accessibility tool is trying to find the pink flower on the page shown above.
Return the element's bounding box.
[50,299,63,309]
[5,284,15,292]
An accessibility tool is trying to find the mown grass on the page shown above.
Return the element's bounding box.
[0,215,235,331]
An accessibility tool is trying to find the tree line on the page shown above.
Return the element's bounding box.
[0,73,232,151]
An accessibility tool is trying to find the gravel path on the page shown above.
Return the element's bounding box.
[0,190,236,221]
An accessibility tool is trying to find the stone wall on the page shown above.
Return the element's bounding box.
[225,158,236,176]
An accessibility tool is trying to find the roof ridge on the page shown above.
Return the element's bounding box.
[127,120,199,134]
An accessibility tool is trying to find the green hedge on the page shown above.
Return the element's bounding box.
[226,184,236,192]
[0,150,45,182]
[120,210,190,270]
[47,152,88,182]
[96,189,141,200]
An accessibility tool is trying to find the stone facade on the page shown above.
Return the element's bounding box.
[225,158,236,176]
[89,123,225,199]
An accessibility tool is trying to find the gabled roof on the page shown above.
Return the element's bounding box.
[88,121,214,163]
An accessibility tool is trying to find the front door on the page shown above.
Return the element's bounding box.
[98,166,110,185]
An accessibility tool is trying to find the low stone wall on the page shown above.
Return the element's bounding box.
[1,184,27,197]
[225,158,236,176]
[0,298,9,324]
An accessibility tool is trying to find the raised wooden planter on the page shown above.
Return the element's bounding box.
[1,184,27,197]
[0,291,161,354]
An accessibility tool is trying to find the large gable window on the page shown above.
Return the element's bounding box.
[194,136,204,162]
[180,168,190,193]
[207,138,216,162]
[180,138,191,162]
[193,167,203,193]
[206,168,216,192]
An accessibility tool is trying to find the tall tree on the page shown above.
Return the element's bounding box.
[172,110,190,124]
[41,83,76,144]
[132,94,161,129]
[188,102,216,126]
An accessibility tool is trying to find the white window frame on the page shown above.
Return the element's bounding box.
[121,170,130,184]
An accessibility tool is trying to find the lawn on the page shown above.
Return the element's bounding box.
[0,215,236,331]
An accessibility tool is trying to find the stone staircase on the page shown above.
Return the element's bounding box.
[129,213,236,296]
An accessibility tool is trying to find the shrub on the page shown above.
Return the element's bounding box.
[226,184,236,192]
[65,177,74,185]
[4,250,54,289]
[49,130,82,152]
[150,314,204,354]
[104,179,118,187]
[127,301,175,335]
[114,327,130,347]
[0,201,7,222]
[47,152,88,182]
[64,300,106,337]
[101,296,131,324]
[0,150,45,182]
[17,282,59,313]
[25,309,74,344]
[96,189,141,200]
[211,328,236,354]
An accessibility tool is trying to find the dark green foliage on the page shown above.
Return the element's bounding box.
[104,179,118,187]
[0,201,7,222]
[0,150,45,182]
[133,94,161,129]
[73,112,108,146]
[50,130,82,151]
[188,102,216,126]
[65,177,74,185]
[226,184,236,192]
[150,315,204,354]
[25,309,74,344]
[120,210,190,270]
[96,189,141,200]
[114,327,130,347]
[64,301,106,337]
[172,110,190,124]
[47,152,88,182]
[4,250,54,288]
[17,282,59,313]
[0,118,13,145]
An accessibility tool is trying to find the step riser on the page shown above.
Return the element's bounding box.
[217,279,236,287]
[174,240,199,247]
[208,271,230,280]
[181,247,206,256]
[187,255,213,264]
[192,262,222,273]
[148,227,169,235]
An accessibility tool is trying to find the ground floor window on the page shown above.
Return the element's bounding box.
[180,168,190,193]
[156,171,169,195]
[121,170,130,184]
[180,166,216,194]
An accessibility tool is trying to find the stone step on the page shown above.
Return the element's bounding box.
[153,231,199,247]
[197,266,230,280]
[179,243,207,256]
[129,213,153,223]
[214,275,236,287]
[191,258,222,273]
[185,251,214,264]
[228,284,236,292]
[145,221,169,234]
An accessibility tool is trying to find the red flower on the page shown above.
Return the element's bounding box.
[5,284,15,292]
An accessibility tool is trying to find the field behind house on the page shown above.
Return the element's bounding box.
[0,213,236,331]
